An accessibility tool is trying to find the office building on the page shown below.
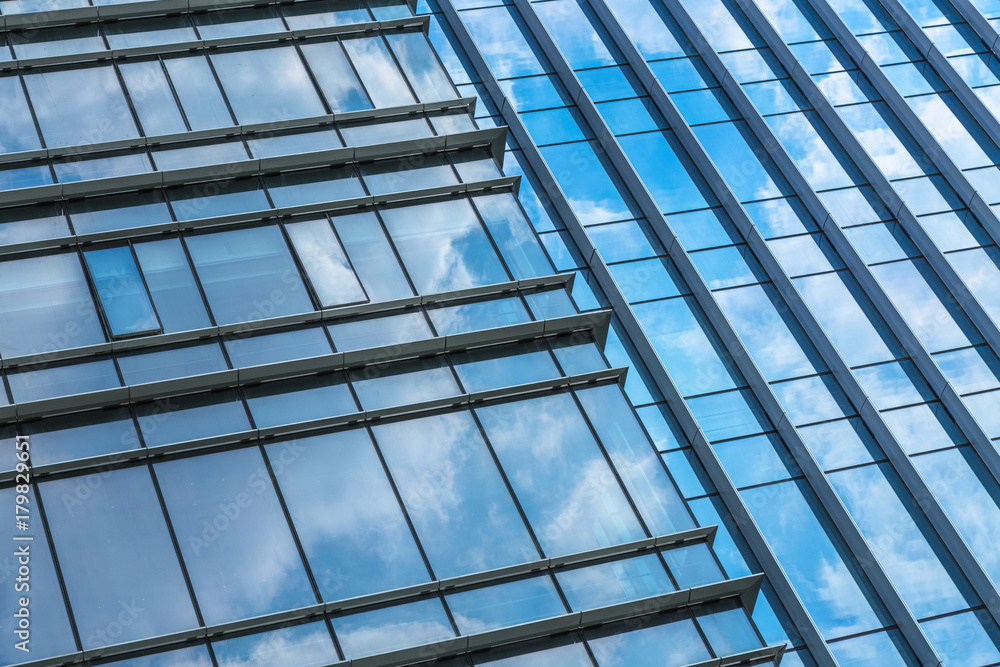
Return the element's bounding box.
[2,0,1000,664]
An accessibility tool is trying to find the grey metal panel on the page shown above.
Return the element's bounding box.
[432,2,835,664]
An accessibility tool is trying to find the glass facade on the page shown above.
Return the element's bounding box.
[4,0,1000,665]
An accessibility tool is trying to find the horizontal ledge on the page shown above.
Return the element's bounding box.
[0,365,624,483]
[0,15,428,72]
[0,126,507,208]
[0,97,475,167]
[0,173,517,260]
[0,0,418,28]
[2,309,611,424]
[22,559,760,667]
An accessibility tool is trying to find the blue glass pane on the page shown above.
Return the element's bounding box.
[185,226,313,325]
[69,191,173,235]
[797,418,882,471]
[696,601,762,655]
[881,402,967,454]
[266,429,430,601]
[473,192,554,279]
[476,393,645,555]
[662,542,725,588]
[828,630,918,667]
[85,246,161,336]
[332,211,414,301]
[164,56,234,130]
[921,609,1000,665]
[586,612,711,667]
[771,375,853,425]
[119,60,187,136]
[687,389,769,441]
[342,36,418,107]
[474,636,593,666]
[333,598,454,657]
[40,466,198,648]
[101,645,213,667]
[539,141,640,224]
[245,373,358,427]
[0,75,42,153]
[428,296,529,335]
[0,486,76,664]
[633,296,742,396]
[460,6,551,78]
[119,343,227,385]
[211,622,338,667]
[713,433,799,488]
[447,577,565,633]
[225,326,332,366]
[380,199,510,292]
[9,356,120,402]
[133,238,212,333]
[557,553,675,610]
[328,311,434,350]
[452,340,560,391]
[286,218,367,306]
[350,355,461,409]
[135,390,251,447]
[265,166,365,208]
[375,411,538,577]
[386,31,457,102]
[155,448,315,624]
[577,384,695,534]
[617,131,716,213]
[212,47,326,124]
[169,179,270,221]
[22,407,139,465]
[693,121,793,202]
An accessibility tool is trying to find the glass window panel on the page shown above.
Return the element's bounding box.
[21,407,139,466]
[225,326,331,366]
[119,60,188,137]
[282,0,370,28]
[633,296,742,396]
[185,226,313,325]
[10,23,103,57]
[648,57,717,92]
[577,384,695,534]
[949,246,1000,324]
[741,479,887,637]
[334,598,454,658]
[836,103,934,179]
[500,75,572,112]
[168,178,270,221]
[618,130,716,213]
[962,388,1000,437]
[0,75,41,153]
[744,78,811,115]
[332,211,415,301]
[211,46,325,124]
[474,637,593,666]
[524,287,577,319]
[719,47,787,81]
[693,121,792,201]
[691,245,768,289]
[451,340,560,392]
[588,219,664,263]
[448,577,564,634]
[767,111,866,190]
[40,466,198,648]
[892,175,964,216]
[133,237,213,333]
[118,343,226,385]
[164,56,235,130]
[374,411,537,577]
[460,6,551,78]
[342,36,417,107]
[668,207,742,250]
[104,16,198,48]
[0,486,76,664]
[813,70,880,106]
[829,630,916,667]
[882,402,967,454]
[772,374,852,425]
[285,218,366,307]
[798,417,882,471]
[696,601,762,655]
[605,0,690,59]
[54,151,151,183]
[854,360,936,409]
[909,93,1000,169]
[84,246,160,337]
[713,433,800,488]
[913,447,1000,583]
[0,163,53,191]
[818,186,893,227]
[933,346,1000,394]
[662,542,724,588]
[672,88,740,125]
[0,203,69,246]
[539,140,640,224]
[842,222,920,263]
[267,429,429,600]
[522,107,593,145]
[135,389,250,447]
[210,621,338,667]
[386,31,457,102]
[598,98,668,135]
[152,140,249,171]
[831,464,977,618]
[155,448,315,624]
[472,192,553,278]
[350,355,460,409]
[245,373,357,427]
[870,259,981,351]
[0,253,106,357]
[856,31,922,65]
[476,393,645,555]
[609,257,685,303]
[557,553,675,610]
[360,154,458,195]
[586,612,711,667]
[428,295,529,335]
[328,311,434,350]
[921,611,1000,667]
[767,233,843,277]
[247,127,343,158]
[687,389,769,441]
[24,66,139,147]
[69,190,173,235]
[192,6,284,38]
[536,0,622,69]
[380,199,509,292]
[9,356,119,403]
[299,40,373,113]
[882,60,948,96]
